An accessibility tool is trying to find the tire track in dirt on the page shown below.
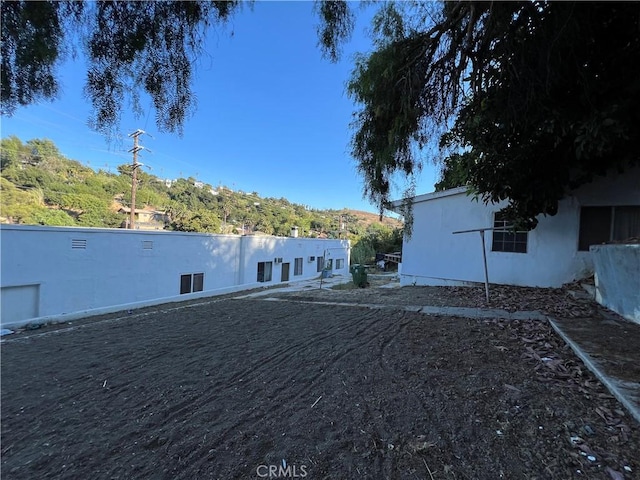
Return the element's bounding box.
[159,300,420,474]
[165,303,395,446]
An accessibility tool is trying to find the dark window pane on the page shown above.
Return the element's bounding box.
[180,274,191,294]
[193,273,204,292]
[578,207,611,251]
[613,206,640,241]
[257,262,265,282]
[514,242,527,253]
[494,211,508,225]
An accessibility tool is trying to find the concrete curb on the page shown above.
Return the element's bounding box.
[259,298,546,321]
[419,305,546,320]
[548,317,640,425]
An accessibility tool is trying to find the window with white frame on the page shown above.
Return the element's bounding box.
[578,206,640,251]
[335,258,344,269]
[257,261,273,282]
[491,212,528,253]
[294,257,303,276]
[180,273,204,294]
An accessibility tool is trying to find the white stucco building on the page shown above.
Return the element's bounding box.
[0,226,350,327]
[393,168,640,288]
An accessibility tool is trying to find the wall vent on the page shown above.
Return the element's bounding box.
[71,239,87,250]
[142,240,154,250]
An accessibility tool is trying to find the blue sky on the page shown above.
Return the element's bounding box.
[1,1,440,213]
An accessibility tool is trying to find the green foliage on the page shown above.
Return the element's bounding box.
[0,177,42,222]
[347,32,428,213]
[434,151,473,192]
[1,137,121,227]
[351,239,375,265]
[1,2,83,112]
[30,208,76,226]
[23,138,63,165]
[77,208,121,228]
[351,223,402,265]
[2,1,240,136]
[167,177,216,211]
[320,2,640,230]
[1,136,403,239]
[315,0,355,62]
[1,135,28,170]
[170,208,221,234]
[1,165,56,189]
[8,1,636,232]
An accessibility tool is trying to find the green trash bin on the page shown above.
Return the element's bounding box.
[350,264,368,287]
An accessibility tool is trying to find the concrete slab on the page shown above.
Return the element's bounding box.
[549,316,640,425]
[419,305,545,321]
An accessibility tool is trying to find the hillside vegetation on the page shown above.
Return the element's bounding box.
[1,136,402,262]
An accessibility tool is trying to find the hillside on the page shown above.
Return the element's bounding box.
[0,136,402,255]
[344,209,402,230]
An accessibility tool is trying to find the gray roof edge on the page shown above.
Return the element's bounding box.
[389,186,470,211]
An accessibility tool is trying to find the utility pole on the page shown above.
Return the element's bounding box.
[127,129,147,229]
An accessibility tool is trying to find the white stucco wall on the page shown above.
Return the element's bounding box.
[591,244,640,323]
[0,225,349,326]
[398,168,640,288]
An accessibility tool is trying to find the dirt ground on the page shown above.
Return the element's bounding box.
[291,277,599,318]
[2,288,639,479]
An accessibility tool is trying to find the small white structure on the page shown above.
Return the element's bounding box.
[591,244,640,323]
[0,226,349,327]
[392,168,640,288]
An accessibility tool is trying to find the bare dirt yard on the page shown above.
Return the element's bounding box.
[2,289,639,479]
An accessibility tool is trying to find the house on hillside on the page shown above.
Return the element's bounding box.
[391,167,640,288]
[118,207,169,230]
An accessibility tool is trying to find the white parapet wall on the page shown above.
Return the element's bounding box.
[0,225,350,328]
[591,244,640,324]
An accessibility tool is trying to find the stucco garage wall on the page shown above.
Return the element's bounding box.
[0,225,349,326]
